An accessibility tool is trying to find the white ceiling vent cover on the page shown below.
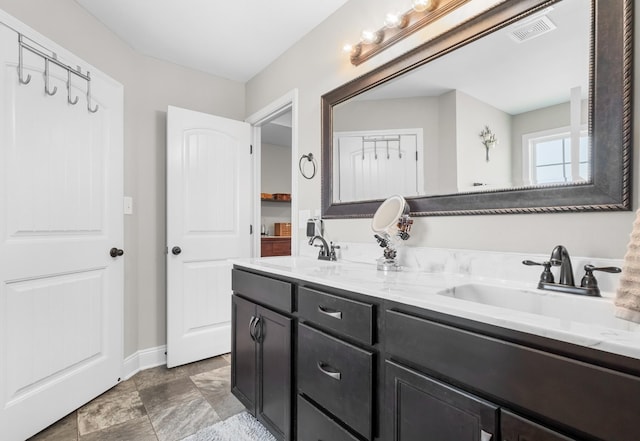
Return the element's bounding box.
[509,16,557,43]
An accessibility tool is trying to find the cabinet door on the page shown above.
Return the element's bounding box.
[231,295,257,414]
[257,306,292,441]
[502,410,576,441]
[385,360,498,441]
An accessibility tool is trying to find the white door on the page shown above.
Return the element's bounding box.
[0,16,124,441]
[167,106,251,368]
[334,129,424,202]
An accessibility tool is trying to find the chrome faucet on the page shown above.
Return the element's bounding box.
[309,235,339,261]
[550,245,575,286]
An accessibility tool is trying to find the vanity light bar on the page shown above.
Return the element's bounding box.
[345,0,471,66]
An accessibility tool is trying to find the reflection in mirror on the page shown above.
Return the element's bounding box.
[332,0,590,203]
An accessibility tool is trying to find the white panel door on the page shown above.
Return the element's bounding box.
[335,131,423,202]
[0,16,124,441]
[167,106,251,368]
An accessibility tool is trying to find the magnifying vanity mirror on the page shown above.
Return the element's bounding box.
[372,195,413,271]
[321,0,632,218]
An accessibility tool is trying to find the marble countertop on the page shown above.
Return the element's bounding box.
[231,255,640,362]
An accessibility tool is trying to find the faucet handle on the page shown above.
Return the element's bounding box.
[580,264,621,290]
[584,264,622,274]
[522,260,555,284]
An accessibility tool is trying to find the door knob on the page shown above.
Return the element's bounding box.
[171,246,182,255]
[109,248,124,258]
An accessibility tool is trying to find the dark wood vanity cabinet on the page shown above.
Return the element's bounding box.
[231,270,293,441]
[231,266,640,441]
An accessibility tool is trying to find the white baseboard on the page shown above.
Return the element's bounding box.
[122,345,167,380]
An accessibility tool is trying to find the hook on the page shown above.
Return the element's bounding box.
[44,58,58,96]
[66,69,79,105]
[86,71,99,113]
[17,35,31,85]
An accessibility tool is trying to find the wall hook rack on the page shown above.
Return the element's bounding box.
[16,33,99,114]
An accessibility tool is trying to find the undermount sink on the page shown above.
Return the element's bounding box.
[437,283,629,330]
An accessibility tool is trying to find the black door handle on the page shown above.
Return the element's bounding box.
[171,246,182,255]
[109,248,124,258]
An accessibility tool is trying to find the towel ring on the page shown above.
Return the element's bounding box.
[299,153,317,180]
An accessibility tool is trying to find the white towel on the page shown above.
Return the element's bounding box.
[615,209,640,323]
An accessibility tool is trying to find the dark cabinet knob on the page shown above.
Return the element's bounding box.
[110,248,124,258]
[171,246,182,255]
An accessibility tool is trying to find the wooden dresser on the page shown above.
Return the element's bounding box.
[261,236,291,257]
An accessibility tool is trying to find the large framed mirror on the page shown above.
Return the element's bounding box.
[321,0,632,218]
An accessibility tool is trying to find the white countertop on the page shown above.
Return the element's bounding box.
[231,255,640,362]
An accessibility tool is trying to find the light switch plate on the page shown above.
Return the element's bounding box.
[124,196,133,215]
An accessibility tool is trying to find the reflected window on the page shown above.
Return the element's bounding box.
[523,126,589,185]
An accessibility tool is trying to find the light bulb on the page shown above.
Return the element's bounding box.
[412,0,435,12]
[361,29,384,44]
[384,12,402,28]
[361,30,376,43]
[342,43,353,53]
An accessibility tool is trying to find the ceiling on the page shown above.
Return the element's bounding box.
[74,0,349,82]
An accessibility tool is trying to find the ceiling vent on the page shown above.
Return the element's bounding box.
[509,16,556,43]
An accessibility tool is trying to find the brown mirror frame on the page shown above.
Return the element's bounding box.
[321,0,632,218]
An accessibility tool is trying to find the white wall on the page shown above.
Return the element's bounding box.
[455,91,512,191]
[0,0,246,357]
[246,0,639,260]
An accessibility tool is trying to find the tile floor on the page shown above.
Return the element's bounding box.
[28,353,246,441]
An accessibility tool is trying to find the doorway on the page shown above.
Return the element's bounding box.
[260,112,293,256]
[247,90,299,258]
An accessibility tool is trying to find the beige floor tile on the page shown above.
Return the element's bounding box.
[191,366,245,420]
[148,397,220,441]
[77,388,146,435]
[139,377,203,416]
[78,415,157,441]
[133,365,182,391]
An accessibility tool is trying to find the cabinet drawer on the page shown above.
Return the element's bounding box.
[297,323,373,439]
[501,410,576,441]
[232,268,293,313]
[271,241,290,255]
[298,286,374,345]
[297,395,359,441]
[386,309,640,441]
[261,238,291,257]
